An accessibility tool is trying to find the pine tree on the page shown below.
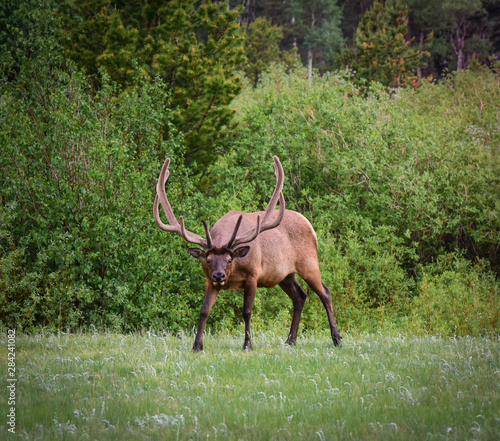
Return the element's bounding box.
[57,0,245,168]
[339,0,431,88]
[242,17,299,85]
[243,18,283,85]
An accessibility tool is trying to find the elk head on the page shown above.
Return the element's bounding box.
[187,244,250,287]
[153,156,286,285]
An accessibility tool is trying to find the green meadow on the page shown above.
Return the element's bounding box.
[1,331,498,440]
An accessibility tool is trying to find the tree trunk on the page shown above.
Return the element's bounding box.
[308,50,313,80]
[308,7,316,81]
[451,18,468,71]
[417,32,424,77]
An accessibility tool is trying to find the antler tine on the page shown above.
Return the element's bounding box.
[228,156,286,249]
[226,215,244,249]
[263,191,285,230]
[154,157,208,248]
[156,158,178,226]
[230,216,261,249]
[201,220,213,249]
[154,194,175,233]
[178,216,207,247]
[261,156,284,225]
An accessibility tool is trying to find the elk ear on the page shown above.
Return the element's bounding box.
[233,246,250,258]
[188,248,205,259]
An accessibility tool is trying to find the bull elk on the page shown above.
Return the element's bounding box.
[154,156,342,351]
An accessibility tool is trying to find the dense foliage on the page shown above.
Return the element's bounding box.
[57,0,245,169]
[0,14,198,331]
[338,0,431,88]
[209,64,499,335]
[240,0,500,79]
[0,3,498,338]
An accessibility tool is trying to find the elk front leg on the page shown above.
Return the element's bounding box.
[242,280,257,350]
[193,282,219,352]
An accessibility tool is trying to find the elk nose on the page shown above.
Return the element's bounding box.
[213,272,225,282]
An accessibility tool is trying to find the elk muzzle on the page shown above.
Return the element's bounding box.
[212,272,226,282]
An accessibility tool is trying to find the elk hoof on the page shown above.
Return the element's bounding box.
[192,343,203,352]
[333,334,343,347]
[243,342,253,351]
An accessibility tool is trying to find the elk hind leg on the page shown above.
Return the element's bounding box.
[279,274,307,345]
[302,271,342,347]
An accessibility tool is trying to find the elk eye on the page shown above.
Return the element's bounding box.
[206,258,211,264]
[228,258,232,263]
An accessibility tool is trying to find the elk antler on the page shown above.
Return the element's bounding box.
[227,156,286,249]
[154,158,211,248]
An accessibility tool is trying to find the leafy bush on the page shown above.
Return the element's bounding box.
[205,64,499,335]
[0,21,205,332]
[409,253,499,336]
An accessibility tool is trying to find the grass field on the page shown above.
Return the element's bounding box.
[1,330,499,440]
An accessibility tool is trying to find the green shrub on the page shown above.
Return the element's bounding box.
[205,65,499,336]
[0,22,204,332]
[409,253,499,336]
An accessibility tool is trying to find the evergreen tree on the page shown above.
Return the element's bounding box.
[57,0,245,168]
[339,0,431,88]
[243,17,284,85]
[242,17,299,85]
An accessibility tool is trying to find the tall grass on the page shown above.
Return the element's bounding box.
[1,330,498,440]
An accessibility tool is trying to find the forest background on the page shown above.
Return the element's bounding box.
[0,0,499,338]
